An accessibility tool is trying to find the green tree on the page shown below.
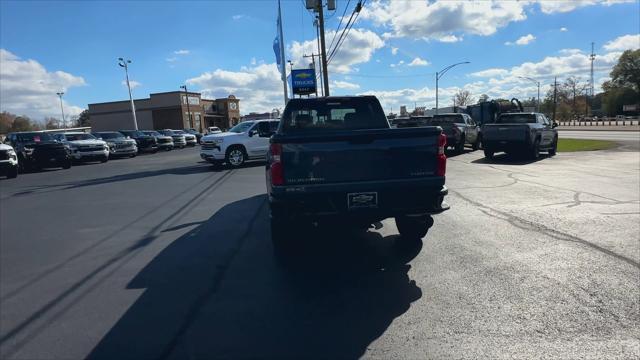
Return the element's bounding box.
[77,109,90,127]
[609,49,640,92]
[11,116,35,132]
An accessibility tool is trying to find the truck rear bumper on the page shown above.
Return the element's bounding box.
[269,179,449,223]
[483,140,529,152]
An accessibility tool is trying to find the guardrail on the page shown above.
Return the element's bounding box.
[558,119,639,126]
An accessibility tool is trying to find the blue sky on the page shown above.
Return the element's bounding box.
[1,0,639,120]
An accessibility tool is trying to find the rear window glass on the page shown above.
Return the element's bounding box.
[282,98,388,132]
[497,114,536,124]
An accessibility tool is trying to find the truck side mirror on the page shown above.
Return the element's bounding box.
[552,122,558,128]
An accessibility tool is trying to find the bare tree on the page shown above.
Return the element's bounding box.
[453,90,475,106]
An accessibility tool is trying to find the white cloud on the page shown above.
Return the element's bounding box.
[560,27,568,32]
[121,80,141,89]
[250,57,257,65]
[332,80,360,90]
[361,1,633,42]
[174,49,190,55]
[470,68,509,78]
[535,0,635,14]
[187,62,284,113]
[603,34,640,51]
[166,57,177,62]
[558,48,583,55]
[506,34,536,46]
[391,47,398,55]
[232,14,245,20]
[0,49,85,120]
[408,57,430,67]
[361,1,528,41]
[289,28,384,74]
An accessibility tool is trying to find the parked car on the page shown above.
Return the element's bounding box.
[141,130,174,151]
[184,128,203,143]
[266,96,449,252]
[200,119,279,167]
[0,143,19,178]
[207,126,222,134]
[93,131,138,157]
[157,130,187,148]
[428,113,481,153]
[171,130,197,146]
[482,112,558,159]
[53,132,109,163]
[119,130,158,153]
[4,132,71,172]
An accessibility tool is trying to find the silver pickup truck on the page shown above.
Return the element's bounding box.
[482,112,558,159]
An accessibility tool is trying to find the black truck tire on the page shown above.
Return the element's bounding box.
[548,137,558,156]
[7,165,18,179]
[61,159,72,169]
[472,134,482,151]
[101,156,109,163]
[225,146,246,168]
[530,138,540,160]
[395,215,432,244]
[455,137,465,154]
[483,149,494,159]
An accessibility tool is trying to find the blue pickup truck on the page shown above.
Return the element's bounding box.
[265,96,450,252]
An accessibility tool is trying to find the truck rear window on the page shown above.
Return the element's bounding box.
[281,98,389,132]
[497,114,536,124]
[432,115,463,123]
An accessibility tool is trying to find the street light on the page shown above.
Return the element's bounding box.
[118,57,138,130]
[56,91,66,129]
[180,85,193,129]
[436,61,470,115]
[518,76,541,112]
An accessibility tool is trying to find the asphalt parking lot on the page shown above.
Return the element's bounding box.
[1,145,638,359]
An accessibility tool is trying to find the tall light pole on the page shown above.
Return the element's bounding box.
[180,85,193,129]
[435,61,470,114]
[118,57,138,130]
[518,76,541,112]
[56,91,66,128]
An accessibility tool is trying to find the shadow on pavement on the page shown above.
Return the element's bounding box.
[88,195,422,359]
[471,152,549,165]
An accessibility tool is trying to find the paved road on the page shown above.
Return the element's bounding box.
[1,147,638,359]
[559,130,640,151]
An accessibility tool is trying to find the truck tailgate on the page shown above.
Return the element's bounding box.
[274,127,442,185]
[483,124,529,142]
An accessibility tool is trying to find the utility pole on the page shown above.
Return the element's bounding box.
[118,58,138,130]
[316,0,330,96]
[552,76,558,121]
[277,0,288,105]
[180,85,193,129]
[518,76,540,112]
[304,53,319,97]
[56,92,66,129]
[588,42,596,117]
[314,17,324,96]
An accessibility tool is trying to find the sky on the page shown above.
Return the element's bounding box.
[0,0,639,121]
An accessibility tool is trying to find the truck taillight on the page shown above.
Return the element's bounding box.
[270,143,284,185]
[436,133,447,177]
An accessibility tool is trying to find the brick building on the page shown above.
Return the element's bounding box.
[88,92,240,132]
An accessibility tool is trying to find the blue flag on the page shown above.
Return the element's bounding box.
[273,35,281,74]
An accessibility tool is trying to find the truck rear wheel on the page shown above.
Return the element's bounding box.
[483,149,494,159]
[61,159,72,169]
[7,165,18,179]
[395,215,432,245]
[530,138,540,160]
[455,138,465,154]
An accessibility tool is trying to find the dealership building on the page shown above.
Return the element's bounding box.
[88,91,240,132]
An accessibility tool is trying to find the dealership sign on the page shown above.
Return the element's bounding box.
[290,69,317,95]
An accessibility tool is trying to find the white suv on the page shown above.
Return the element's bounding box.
[200,119,279,167]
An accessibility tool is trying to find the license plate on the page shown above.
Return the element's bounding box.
[347,192,378,209]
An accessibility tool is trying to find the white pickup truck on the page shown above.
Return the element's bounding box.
[200,119,280,167]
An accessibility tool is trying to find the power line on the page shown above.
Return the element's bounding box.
[327,0,351,52]
[328,0,364,63]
